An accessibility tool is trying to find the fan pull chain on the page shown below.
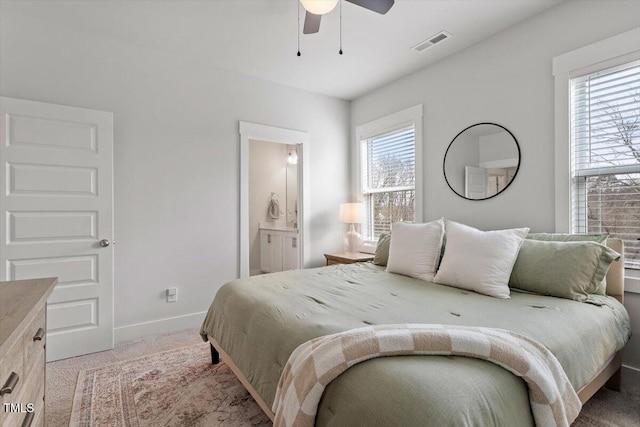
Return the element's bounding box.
[339,0,343,55]
[297,1,301,57]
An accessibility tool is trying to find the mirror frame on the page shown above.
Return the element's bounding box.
[443,122,521,201]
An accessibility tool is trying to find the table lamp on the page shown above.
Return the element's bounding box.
[340,202,363,254]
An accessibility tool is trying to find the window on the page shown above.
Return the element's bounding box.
[355,105,422,246]
[570,60,640,269]
[360,125,416,241]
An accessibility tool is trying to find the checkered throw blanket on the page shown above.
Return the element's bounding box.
[272,324,581,427]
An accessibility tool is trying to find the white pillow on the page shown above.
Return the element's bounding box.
[433,221,529,298]
[386,220,445,282]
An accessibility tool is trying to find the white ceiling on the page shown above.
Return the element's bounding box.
[1,0,562,100]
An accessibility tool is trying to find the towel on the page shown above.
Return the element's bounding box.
[269,193,280,219]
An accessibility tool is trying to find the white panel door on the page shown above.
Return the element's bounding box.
[465,166,488,199]
[270,233,283,272]
[282,233,300,271]
[259,230,271,273]
[0,97,114,361]
[260,230,283,273]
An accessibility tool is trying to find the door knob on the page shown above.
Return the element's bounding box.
[99,239,110,247]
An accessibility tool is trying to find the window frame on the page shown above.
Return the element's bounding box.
[354,104,423,253]
[553,28,640,293]
[569,61,640,269]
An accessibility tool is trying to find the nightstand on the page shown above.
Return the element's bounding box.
[324,252,374,266]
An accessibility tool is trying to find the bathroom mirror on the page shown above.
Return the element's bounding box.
[443,123,520,200]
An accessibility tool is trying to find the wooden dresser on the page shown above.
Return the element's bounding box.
[0,278,57,427]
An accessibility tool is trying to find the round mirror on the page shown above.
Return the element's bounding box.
[443,123,520,200]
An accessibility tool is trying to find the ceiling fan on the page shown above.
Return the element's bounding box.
[300,0,395,34]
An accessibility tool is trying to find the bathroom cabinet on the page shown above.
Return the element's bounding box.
[260,230,299,273]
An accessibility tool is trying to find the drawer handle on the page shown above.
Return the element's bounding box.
[33,328,45,341]
[0,371,19,395]
[21,411,34,427]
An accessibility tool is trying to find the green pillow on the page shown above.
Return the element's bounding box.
[509,240,620,302]
[526,233,607,243]
[373,233,391,266]
[526,232,609,294]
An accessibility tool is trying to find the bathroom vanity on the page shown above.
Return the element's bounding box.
[259,222,300,273]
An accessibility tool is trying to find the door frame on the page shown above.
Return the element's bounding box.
[239,121,310,279]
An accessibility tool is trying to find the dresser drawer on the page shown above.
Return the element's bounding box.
[32,384,45,427]
[1,354,44,427]
[22,306,46,371]
[0,339,24,408]
[0,279,55,427]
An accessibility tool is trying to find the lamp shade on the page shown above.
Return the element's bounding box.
[339,203,363,224]
[300,0,339,15]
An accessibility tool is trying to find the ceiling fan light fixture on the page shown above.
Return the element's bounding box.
[300,0,339,15]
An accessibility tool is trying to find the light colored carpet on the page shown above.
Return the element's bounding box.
[46,328,203,427]
[70,346,270,426]
[46,328,639,426]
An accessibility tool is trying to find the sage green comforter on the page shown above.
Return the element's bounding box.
[200,263,631,427]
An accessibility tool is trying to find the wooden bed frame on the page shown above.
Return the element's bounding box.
[208,238,626,422]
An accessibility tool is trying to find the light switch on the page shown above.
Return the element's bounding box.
[166,287,178,303]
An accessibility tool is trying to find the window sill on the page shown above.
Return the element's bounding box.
[625,275,640,294]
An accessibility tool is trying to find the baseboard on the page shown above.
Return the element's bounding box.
[622,365,640,390]
[114,311,207,344]
[622,364,640,388]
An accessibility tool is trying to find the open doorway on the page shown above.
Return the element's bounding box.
[239,122,309,279]
[248,140,299,276]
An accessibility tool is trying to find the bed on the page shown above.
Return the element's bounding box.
[199,238,630,426]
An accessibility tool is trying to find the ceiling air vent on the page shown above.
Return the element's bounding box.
[412,31,451,53]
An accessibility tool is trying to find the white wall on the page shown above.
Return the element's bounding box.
[0,10,350,340]
[351,0,640,371]
[623,292,640,381]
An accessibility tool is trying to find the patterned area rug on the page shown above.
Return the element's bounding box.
[70,343,639,426]
[70,346,271,426]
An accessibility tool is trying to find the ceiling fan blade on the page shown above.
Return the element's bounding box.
[303,11,321,34]
[345,0,395,14]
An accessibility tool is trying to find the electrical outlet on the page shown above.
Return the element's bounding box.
[166,287,178,303]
